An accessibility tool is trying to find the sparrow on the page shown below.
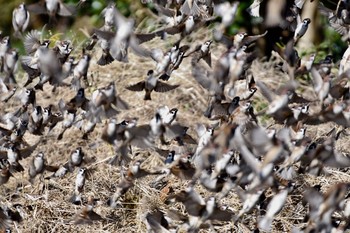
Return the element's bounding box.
[90,81,128,119]
[164,154,197,180]
[32,46,63,90]
[101,3,116,31]
[23,29,50,55]
[72,53,91,90]
[83,33,98,51]
[96,37,114,66]
[157,106,178,125]
[186,40,212,67]
[304,183,349,233]
[258,188,289,231]
[108,160,161,207]
[150,49,172,75]
[0,142,39,172]
[45,163,69,179]
[214,1,239,28]
[67,147,95,171]
[319,0,350,37]
[16,88,36,107]
[256,80,297,124]
[191,55,225,102]
[27,0,76,21]
[144,208,172,233]
[101,118,129,146]
[125,70,179,100]
[72,196,103,225]
[158,42,190,80]
[3,49,18,84]
[74,111,97,140]
[53,39,73,65]
[28,152,58,183]
[12,3,30,38]
[42,105,63,132]
[28,106,44,135]
[93,8,150,62]
[156,15,214,38]
[206,96,240,121]
[68,147,84,171]
[172,187,236,229]
[192,124,214,166]
[0,159,13,185]
[0,106,25,131]
[310,67,331,106]
[57,99,76,140]
[294,18,311,43]
[0,79,17,103]
[66,88,90,112]
[70,167,87,204]
[0,207,13,231]
[61,56,75,81]
[0,36,11,72]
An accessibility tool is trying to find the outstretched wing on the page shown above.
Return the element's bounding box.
[125,81,146,92]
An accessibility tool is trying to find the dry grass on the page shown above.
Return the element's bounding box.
[1,11,350,233]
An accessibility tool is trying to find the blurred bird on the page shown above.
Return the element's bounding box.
[72,53,91,90]
[90,82,128,120]
[3,49,18,84]
[0,159,13,185]
[70,167,87,204]
[12,3,30,38]
[28,152,58,183]
[192,124,214,166]
[108,160,161,207]
[72,196,103,225]
[94,8,151,62]
[186,40,212,67]
[27,0,76,22]
[126,70,179,100]
[0,36,11,72]
[16,88,36,107]
[258,188,289,231]
[57,99,76,140]
[294,18,311,43]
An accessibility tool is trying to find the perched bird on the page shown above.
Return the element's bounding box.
[28,152,58,183]
[126,70,179,100]
[67,147,95,172]
[12,3,30,38]
[70,167,87,204]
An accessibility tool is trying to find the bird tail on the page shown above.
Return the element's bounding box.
[144,92,151,100]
